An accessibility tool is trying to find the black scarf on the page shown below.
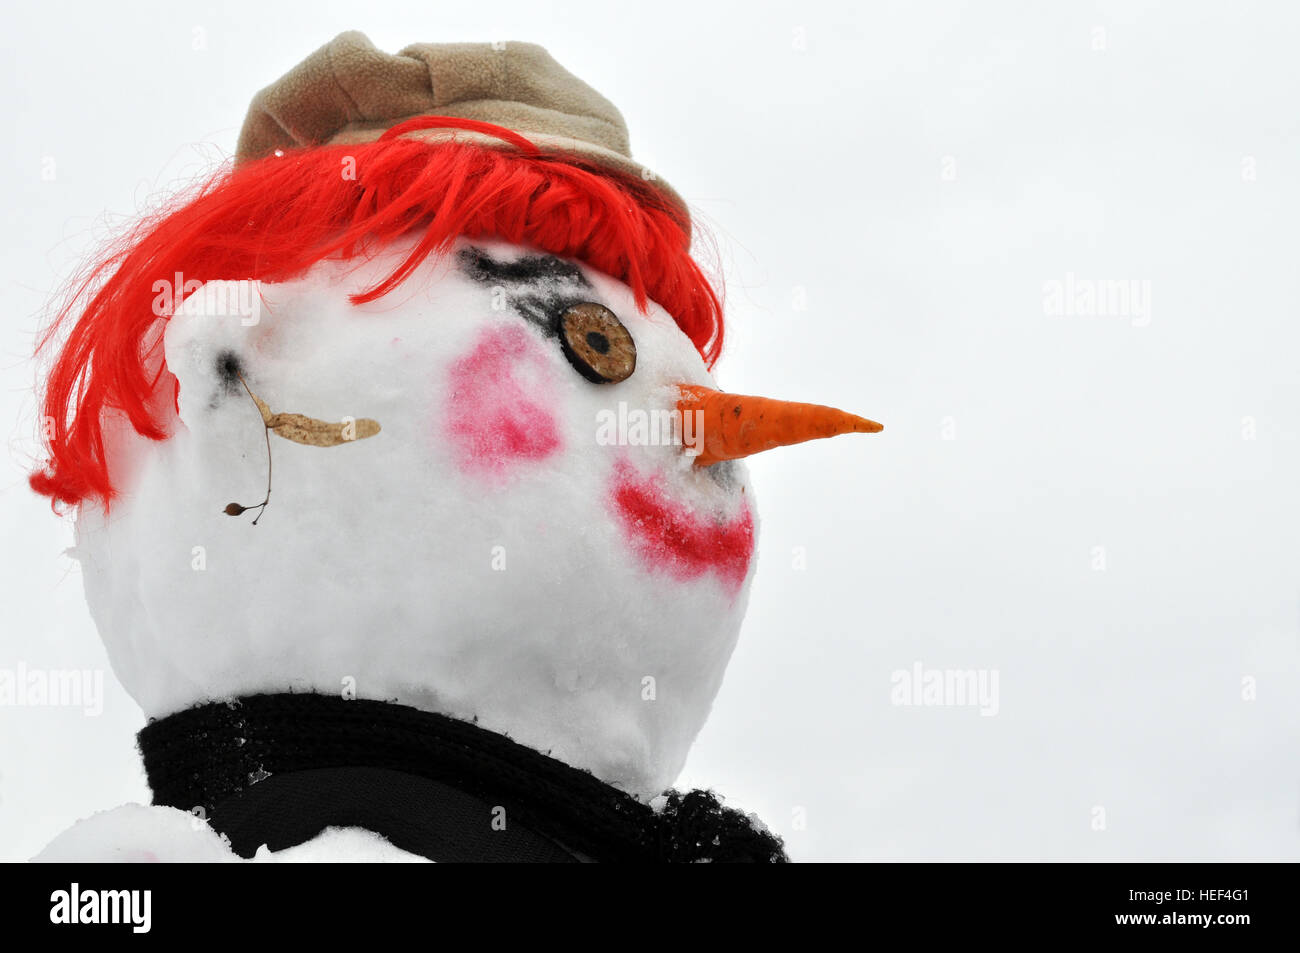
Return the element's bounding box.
[138,692,788,863]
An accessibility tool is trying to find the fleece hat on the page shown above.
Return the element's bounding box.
[235,31,687,220]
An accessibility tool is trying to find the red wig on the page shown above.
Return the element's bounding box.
[29,117,724,511]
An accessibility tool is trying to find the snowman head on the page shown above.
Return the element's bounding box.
[30,43,880,798]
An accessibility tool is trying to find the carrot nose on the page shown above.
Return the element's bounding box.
[678,384,883,466]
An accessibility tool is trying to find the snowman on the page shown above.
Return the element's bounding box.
[29,33,881,863]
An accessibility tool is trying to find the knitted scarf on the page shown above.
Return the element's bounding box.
[138,692,788,863]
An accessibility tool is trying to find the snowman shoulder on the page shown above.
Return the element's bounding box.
[32,804,238,863]
[34,807,433,863]
[249,827,432,863]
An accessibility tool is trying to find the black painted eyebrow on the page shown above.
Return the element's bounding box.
[457,247,590,288]
[455,245,602,337]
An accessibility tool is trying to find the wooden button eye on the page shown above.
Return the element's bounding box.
[558,302,636,383]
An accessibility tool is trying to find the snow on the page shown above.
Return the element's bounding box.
[33,805,237,863]
[71,238,756,800]
[253,828,430,863]
[33,804,428,862]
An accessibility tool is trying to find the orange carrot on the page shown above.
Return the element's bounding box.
[678,385,882,467]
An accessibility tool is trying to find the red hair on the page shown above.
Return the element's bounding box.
[29,117,724,510]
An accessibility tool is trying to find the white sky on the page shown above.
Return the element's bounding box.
[2,0,1298,861]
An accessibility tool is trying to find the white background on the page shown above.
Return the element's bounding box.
[2,0,1297,861]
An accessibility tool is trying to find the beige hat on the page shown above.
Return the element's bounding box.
[235,31,687,221]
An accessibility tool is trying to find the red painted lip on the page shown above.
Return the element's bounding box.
[610,460,754,596]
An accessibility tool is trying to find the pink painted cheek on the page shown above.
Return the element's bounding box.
[610,461,755,596]
[444,324,563,479]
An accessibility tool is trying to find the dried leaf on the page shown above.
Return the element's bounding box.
[267,412,382,447]
[250,391,273,426]
[226,374,383,523]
